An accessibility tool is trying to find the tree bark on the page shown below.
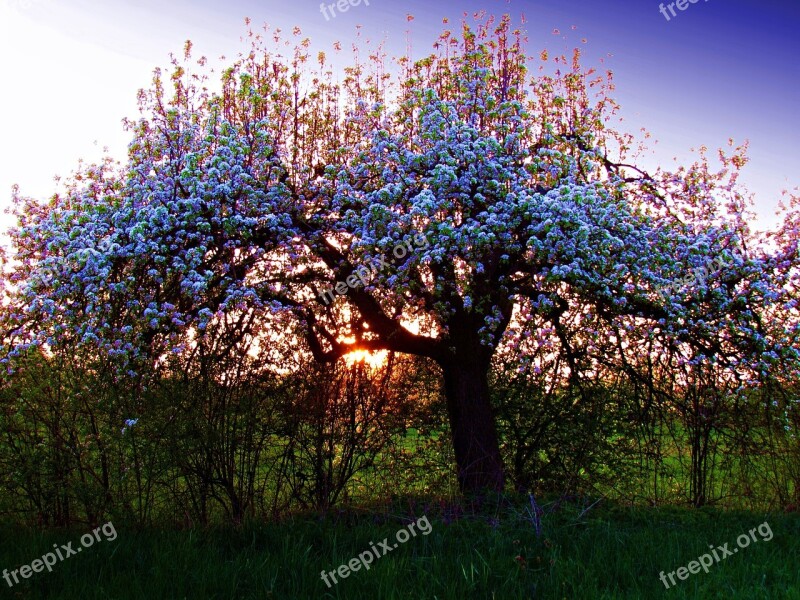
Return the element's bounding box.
[441,357,505,493]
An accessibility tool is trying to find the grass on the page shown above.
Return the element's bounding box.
[0,497,798,599]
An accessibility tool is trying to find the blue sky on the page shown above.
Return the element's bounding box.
[0,0,797,231]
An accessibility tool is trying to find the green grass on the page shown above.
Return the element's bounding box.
[0,498,798,599]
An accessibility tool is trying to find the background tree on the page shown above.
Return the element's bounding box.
[5,15,798,493]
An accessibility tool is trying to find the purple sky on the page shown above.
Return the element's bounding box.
[1,0,796,231]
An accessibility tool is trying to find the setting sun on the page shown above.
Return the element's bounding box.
[343,348,388,368]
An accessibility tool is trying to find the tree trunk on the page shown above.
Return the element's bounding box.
[441,358,505,493]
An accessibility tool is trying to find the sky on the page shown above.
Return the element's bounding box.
[0,0,797,235]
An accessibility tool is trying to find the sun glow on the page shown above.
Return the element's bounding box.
[343,348,387,368]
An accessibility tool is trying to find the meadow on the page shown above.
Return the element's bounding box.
[1,497,797,599]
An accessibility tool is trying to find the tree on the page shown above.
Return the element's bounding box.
[5,15,798,493]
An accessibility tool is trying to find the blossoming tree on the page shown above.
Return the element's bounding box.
[6,16,799,492]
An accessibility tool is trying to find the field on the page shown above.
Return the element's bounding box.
[1,497,797,600]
